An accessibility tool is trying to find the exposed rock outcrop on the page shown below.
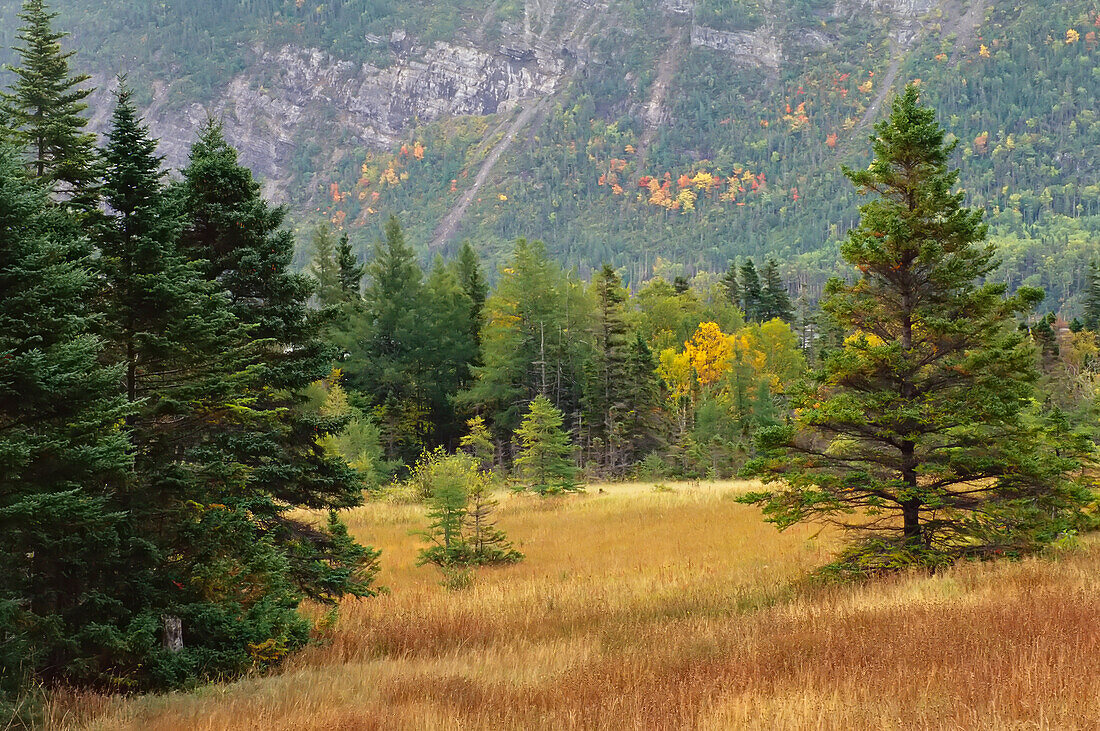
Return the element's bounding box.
[690,25,784,69]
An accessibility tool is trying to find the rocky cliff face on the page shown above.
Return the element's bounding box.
[77,0,953,204]
[690,25,784,69]
[93,36,567,200]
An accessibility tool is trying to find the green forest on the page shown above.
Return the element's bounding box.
[0,0,1096,313]
[1,0,1099,727]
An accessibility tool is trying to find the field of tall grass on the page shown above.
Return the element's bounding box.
[48,480,1100,729]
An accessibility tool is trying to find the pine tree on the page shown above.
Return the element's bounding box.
[176,120,377,605]
[759,257,793,322]
[336,232,364,300]
[514,395,580,495]
[582,264,631,475]
[97,87,325,687]
[739,259,764,322]
[721,262,741,308]
[454,240,487,352]
[414,450,519,567]
[0,0,98,210]
[308,224,342,306]
[0,142,132,701]
[620,331,665,466]
[462,239,589,436]
[1083,262,1100,332]
[464,472,522,565]
[416,468,470,567]
[338,216,430,460]
[460,415,496,471]
[742,86,1091,573]
[424,256,477,446]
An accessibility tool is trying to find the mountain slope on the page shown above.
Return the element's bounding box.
[0,0,1096,309]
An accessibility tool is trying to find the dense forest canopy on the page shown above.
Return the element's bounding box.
[0,0,1095,313]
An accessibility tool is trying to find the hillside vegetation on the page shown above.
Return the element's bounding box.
[44,481,1100,730]
[0,0,1096,311]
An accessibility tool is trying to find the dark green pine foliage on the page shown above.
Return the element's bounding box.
[742,86,1091,573]
[721,262,740,308]
[339,215,428,461]
[739,259,764,322]
[463,238,589,437]
[1083,262,1100,331]
[582,264,631,476]
[176,120,378,606]
[423,256,477,447]
[335,231,364,301]
[97,87,315,687]
[620,331,665,466]
[514,395,580,495]
[759,257,793,322]
[454,241,487,352]
[308,224,342,307]
[0,143,132,709]
[0,0,98,211]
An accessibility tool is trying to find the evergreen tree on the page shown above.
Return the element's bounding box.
[308,224,342,306]
[582,264,631,475]
[414,450,520,567]
[416,461,470,568]
[721,262,741,308]
[97,87,325,687]
[620,331,665,466]
[464,472,522,565]
[463,239,590,436]
[513,396,580,495]
[423,255,477,446]
[742,87,1091,572]
[0,0,98,210]
[176,120,377,605]
[759,257,793,322]
[739,259,764,322]
[335,231,363,300]
[1083,262,1100,332]
[454,240,487,352]
[0,143,132,705]
[460,415,496,471]
[339,215,428,460]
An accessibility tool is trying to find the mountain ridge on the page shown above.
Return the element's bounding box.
[0,0,1096,311]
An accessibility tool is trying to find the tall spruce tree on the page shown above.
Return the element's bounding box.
[454,241,487,352]
[0,143,132,706]
[582,264,631,475]
[176,120,377,605]
[0,0,98,211]
[759,257,793,322]
[739,259,764,322]
[335,232,364,301]
[721,262,741,309]
[338,216,429,461]
[1083,262,1100,332]
[742,86,1091,572]
[423,256,477,447]
[97,87,322,687]
[308,224,342,307]
[620,331,664,467]
[463,239,589,437]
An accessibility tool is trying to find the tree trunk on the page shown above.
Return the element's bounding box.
[162,615,183,652]
[902,499,922,547]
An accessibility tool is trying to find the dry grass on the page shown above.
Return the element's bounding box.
[48,480,1100,730]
